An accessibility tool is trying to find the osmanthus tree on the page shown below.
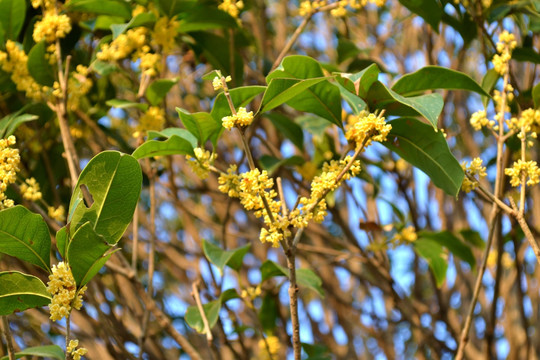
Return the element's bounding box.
[0,0,539,359]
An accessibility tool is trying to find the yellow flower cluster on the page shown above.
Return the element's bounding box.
[240,285,261,300]
[505,160,540,187]
[152,16,180,52]
[493,30,517,75]
[219,0,244,19]
[67,340,88,360]
[97,27,148,62]
[212,75,232,91]
[259,335,280,360]
[470,110,495,131]
[393,225,417,245]
[46,262,87,321]
[33,13,71,43]
[492,87,513,122]
[461,157,487,193]
[507,108,540,145]
[453,0,492,9]
[345,111,392,149]
[139,47,162,77]
[299,0,326,16]
[218,164,241,197]
[31,0,55,9]
[222,107,254,130]
[330,0,385,17]
[0,136,20,209]
[20,177,42,201]
[48,205,66,222]
[135,106,165,137]
[186,148,217,180]
[67,65,93,110]
[486,250,513,269]
[0,41,47,100]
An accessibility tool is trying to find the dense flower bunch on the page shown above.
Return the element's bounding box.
[66,340,88,360]
[66,65,93,110]
[461,157,487,193]
[393,225,417,245]
[213,75,232,91]
[20,177,42,201]
[31,0,72,43]
[218,0,244,19]
[186,148,217,180]
[48,205,66,222]
[0,41,47,100]
[469,110,495,131]
[505,160,540,187]
[330,0,386,17]
[97,27,148,62]
[46,262,87,321]
[0,136,20,209]
[152,16,180,52]
[222,107,254,130]
[299,0,327,16]
[135,106,165,137]
[259,335,280,360]
[507,108,540,145]
[493,30,517,75]
[345,111,392,149]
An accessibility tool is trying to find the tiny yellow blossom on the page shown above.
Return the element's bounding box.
[240,285,261,300]
[186,148,217,180]
[393,225,417,245]
[97,27,147,62]
[470,110,495,131]
[493,30,517,75]
[48,205,66,222]
[461,157,487,192]
[151,16,180,52]
[505,160,540,187]
[67,339,88,360]
[218,165,241,197]
[33,13,72,43]
[0,136,20,209]
[219,0,244,19]
[136,106,165,136]
[212,75,232,91]
[259,335,280,360]
[20,177,42,201]
[47,262,87,321]
[345,111,391,149]
[222,107,254,130]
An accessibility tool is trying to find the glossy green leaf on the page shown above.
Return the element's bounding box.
[66,0,132,19]
[414,238,447,287]
[513,47,540,64]
[146,78,178,106]
[110,12,156,39]
[392,66,489,97]
[27,41,55,87]
[267,56,342,127]
[157,0,196,17]
[335,82,367,115]
[260,77,329,113]
[0,345,64,360]
[106,99,148,111]
[177,108,220,146]
[459,229,485,249]
[398,0,441,31]
[335,64,380,98]
[259,293,279,332]
[132,133,195,159]
[0,206,50,272]
[68,151,142,245]
[0,0,25,40]
[295,114,331,139]
[177,5,238,32]
[366,81,443,129]
[260,260,324,297]
[67,222,113,287]
[202,240,251,273]
[56,226,67,260]
[336,36,361,64]
[185,288,239,333]
[259,155,304,175]
[481,69,499,108]
[265,113,304,150]
[0,109,39,138]
[302,343,332,360]
[533,82,540,109]
[147,128,198,148]
[419,231,475,269]
[0,271,50,316]
[382,118,464,197]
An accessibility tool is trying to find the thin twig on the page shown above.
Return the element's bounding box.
[192,281,213,342]
[285,247,301,360]
[1,316,16,360]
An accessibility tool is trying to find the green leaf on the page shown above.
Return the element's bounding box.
[382,118,464,197]
[157,0,196,17]
[334,64,380,98]
[259,77,329,113]
[265,113,304,150]
[418,231,475,269]
[68,151,142,245]
[259,294,278,332]
[295,114,331,139]
[91,59,117,76]
[260,260,324,297]
[27,41,55,87]
[202,240,250,273]
[336,36,361,64]
[366,81,443,129]
[391,66,489,97]
[302,343,332,360]
[334,82,367,115]
[398,0,441,31]
[459,229,485,249]
[259,155,304,175]
[146,78,178,106]
[110,12,156,39]
[512,47,540,64]
[0,271,50,316]
[185,288,239,333]
[132,134,196,159]
[106,99,149,111]
[267,56,342,127]
[176,108,220,146]
[56,226,67,260]
[0,107,39,138]
[66,0,132,19]
[414,238,447,287]
[67,222,113,287]
[0,345,64,360]
[0,0,25,40]
[177,5,238,32]
[147,128,198,148]
[481,69,499,108]
[533,82,540,109]
[0,206,50,272]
